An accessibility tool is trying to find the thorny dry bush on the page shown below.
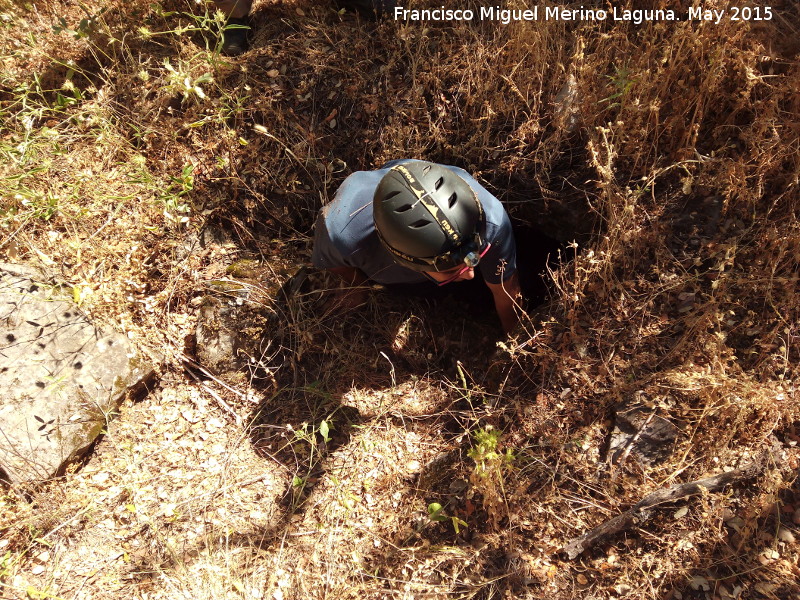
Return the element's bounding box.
[1,0,799,598]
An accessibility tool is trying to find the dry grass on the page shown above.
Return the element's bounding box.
[2,0,799,598]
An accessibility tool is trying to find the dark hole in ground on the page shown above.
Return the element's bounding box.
[374,222,572,326]
[513,221,576,309]
[426,221,575,327]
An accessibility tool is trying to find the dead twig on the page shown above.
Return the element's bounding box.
[183,365,245,427]
[563,451,770,559]
[610,405,658,481]
[180,352,249,400]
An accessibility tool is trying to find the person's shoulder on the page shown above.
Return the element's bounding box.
[322,169,380,221]
[336,168,383,196]
[447,167,505,214]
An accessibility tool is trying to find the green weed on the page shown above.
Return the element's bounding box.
[427,502,468,534]
[467,427,515,527]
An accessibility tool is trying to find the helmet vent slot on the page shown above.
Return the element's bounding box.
[435,177,444,190]
[384,191,402,201]
[394,204,413,213]
[410,219,430,228]
[448,192,457,208]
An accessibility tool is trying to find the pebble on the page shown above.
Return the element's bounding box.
[690,576,710,591]
[725,516,745,532]
[777,527,796,543]
[614,584,632,594]
[754,583,777,595]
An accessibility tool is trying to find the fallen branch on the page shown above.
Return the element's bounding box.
[180,352,249,400]
[563,453,769,559]
[184,366,245,427]
[610,405,658,480]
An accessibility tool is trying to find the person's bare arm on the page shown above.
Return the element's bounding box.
[325,266,369,312]
[485,272,522,335]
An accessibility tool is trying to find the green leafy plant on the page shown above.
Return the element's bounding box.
[600,63,638,109]
[427,502,467,534]
[467,427,514,526]
[318,420,332,444]
[159,163,194,224]
[0,550,13,579]
[52,6,107,39]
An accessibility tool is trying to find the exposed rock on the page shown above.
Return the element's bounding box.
[193,267,312,384]
[608,391,682,467]
[553,73,580,133]
[194,292,274,381]
[0,263,154,484]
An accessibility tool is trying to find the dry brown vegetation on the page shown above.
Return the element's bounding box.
[1,0,799,598]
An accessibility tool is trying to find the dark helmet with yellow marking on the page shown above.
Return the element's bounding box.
[373,161,485,272]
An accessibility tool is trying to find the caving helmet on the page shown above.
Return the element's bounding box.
[373,161,485,272]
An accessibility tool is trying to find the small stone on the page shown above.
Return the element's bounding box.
[757,551,775,565]
[614,584,632,594]
[689,576,710,591]
[0,265,153,484]
[31,565,45,575]
[576,573,588,585]
[91,471,110,485]
[777,527,796,543]
[754,583,777,595]
[673,506,689,519]
[725,516,745,532]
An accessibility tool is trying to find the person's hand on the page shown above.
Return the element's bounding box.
[321,286,368,316]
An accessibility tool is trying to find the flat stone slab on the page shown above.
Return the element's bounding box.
[0,264,153,484]
[608,393,682,468]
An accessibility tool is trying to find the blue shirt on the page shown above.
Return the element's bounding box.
[312,160,516,285]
